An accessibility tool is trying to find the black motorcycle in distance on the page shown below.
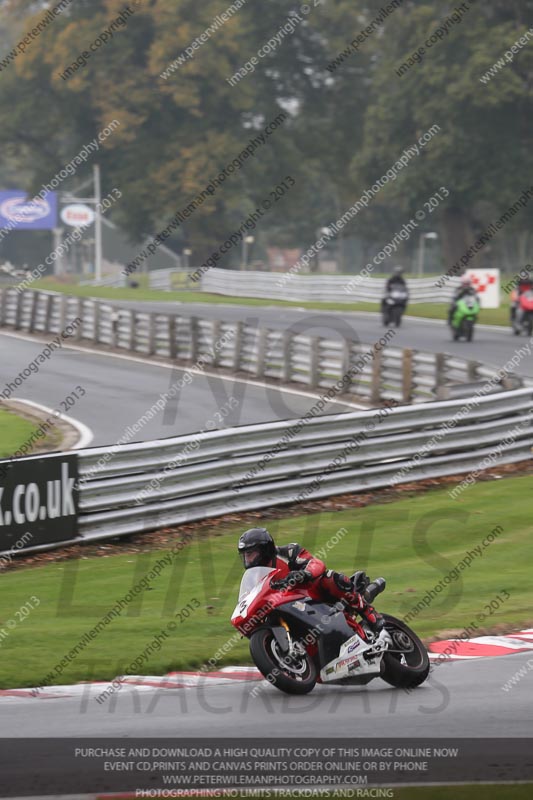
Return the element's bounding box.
[382,286,409,327]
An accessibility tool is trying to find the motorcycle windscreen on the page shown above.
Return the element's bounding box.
[238,566,275,601]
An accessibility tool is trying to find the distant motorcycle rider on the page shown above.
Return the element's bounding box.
[510,277,533,324]
[237,528,384,632]
[448,275,478,325]
[382,265,408,313]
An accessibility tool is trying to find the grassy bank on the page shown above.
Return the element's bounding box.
[0,407,46,458]
[0,474,530,688]
[33,278,511,326]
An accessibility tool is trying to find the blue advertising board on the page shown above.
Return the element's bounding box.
[0,190,58,230]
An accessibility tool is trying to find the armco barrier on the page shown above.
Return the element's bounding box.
[1,387,531,554]
[149,266,461,304]
[73,388,533,541]
[0,288,505,404]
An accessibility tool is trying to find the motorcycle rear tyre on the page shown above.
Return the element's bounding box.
[380,614,430,689]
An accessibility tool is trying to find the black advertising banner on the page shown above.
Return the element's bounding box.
[0,738,532,796]
[0,453,78,551]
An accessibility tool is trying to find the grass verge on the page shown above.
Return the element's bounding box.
[0,406,47,458]
[0,474,531,688]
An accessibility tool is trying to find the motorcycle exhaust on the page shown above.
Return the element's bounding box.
[365,578,386,603]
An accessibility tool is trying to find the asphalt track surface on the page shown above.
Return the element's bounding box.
[112,299,533,378]
[1,652,531,738]
[0,331,356,447]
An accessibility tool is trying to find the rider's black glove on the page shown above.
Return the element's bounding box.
[270,570,312,590]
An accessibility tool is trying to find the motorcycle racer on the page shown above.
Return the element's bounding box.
[237,527,384,632]
[510,277,533,325]
[381,265,408,314]
[385,264,408,293]
[448,274,478,325]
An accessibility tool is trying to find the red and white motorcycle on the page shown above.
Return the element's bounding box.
[231,567,429,695]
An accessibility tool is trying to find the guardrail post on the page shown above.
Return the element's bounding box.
[94,302,101,343]
[234,321,243,371]
[129,309,136,351]
[256,327,268,378]
[28,291,38,333]
[44,293,53,332]
[190,316,199,363]
[148,313,156,356]
[282,330,291,382]
[371,348,382,405]
[309,337,319,388]
[59,294,67,333]
[14,290,23,330]
[402,348,413,403]
[168,315,177,360]
[110,311,119,348]
[341,340,352,390]
[211,320,221,367]
[468,360,480,381]
[74,298,83,341]
[435,352,446,388]
[0,288,7,326]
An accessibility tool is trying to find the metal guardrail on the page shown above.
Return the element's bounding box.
[76,388,533,540]
[80,275,127,288]
[148,268,197,291]
[1,288,531,553]
[150,266,461,303]
[0,288,500,405]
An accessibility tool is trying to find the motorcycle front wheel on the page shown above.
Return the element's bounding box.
[250,628,317,694]
[380,614,430,689]
[392,306,402,327]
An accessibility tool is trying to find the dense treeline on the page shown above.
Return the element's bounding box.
[0,0,532,272]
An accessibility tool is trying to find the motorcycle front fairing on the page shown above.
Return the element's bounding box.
[231,566,308,633]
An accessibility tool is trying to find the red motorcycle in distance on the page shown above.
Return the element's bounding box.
[231,566,429,695]
[512,289,533,336]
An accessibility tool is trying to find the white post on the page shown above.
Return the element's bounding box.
[93,164,102,281]
[52,228,63,276]
[417,235,426,277]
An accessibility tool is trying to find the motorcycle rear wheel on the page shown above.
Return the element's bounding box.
[250,628,317,694]
[380,614,430,689]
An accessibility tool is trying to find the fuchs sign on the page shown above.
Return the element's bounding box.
[0,454,78,551]
[0,191,58,229]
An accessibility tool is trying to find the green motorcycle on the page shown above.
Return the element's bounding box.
[451,295,480,342]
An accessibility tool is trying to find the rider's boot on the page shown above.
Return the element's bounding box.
[344,591,384,633]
